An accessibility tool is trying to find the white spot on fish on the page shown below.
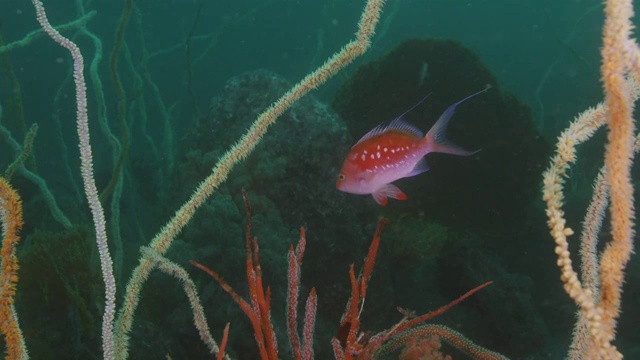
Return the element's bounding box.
[377,145,380,150]
[376,152,381,158]
[391,149,395,153]
[384,147,388,152]
[361,154,366,161]
[364,150,368,154]
[370,154,375,159]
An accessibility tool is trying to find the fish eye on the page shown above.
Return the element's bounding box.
[338,174,345,181]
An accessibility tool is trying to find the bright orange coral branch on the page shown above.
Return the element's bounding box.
[217,323,230,360]
[192,190,281,360]
[0,176,27,359]
[191,259,271,360]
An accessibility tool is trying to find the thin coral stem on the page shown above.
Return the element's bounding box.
[302,287,317,360]
[341,264,361,360]
[287,245,302,360]
[217,323,230,360]
[360,218,387,299]
[379,324,508,360]
[393,281,492,335]
[191,260,270,360]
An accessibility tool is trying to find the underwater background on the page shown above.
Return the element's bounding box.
[0,0,638,359]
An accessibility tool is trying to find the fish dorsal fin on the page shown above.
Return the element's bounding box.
[390,93,432,123]
[353,93,431,147]
[354,118,424,146]
[388,117,424,137]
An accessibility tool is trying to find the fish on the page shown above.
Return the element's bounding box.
[336,86,489,206]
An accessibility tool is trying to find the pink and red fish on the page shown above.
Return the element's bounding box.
[336,87,488,206]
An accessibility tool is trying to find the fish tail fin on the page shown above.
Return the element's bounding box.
[423,86,489,156]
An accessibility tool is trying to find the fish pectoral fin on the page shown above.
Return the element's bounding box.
[372,191,388,206]
[372,184,407,206]
[406,157,430,177]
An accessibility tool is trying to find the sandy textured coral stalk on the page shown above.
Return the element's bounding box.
[543,0,640,357]
[114,1,387,357]
[140,247,230,359]
[598,1,636,355]
[29,1,117,358]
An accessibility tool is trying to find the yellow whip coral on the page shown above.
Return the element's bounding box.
[0,177,27,359]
